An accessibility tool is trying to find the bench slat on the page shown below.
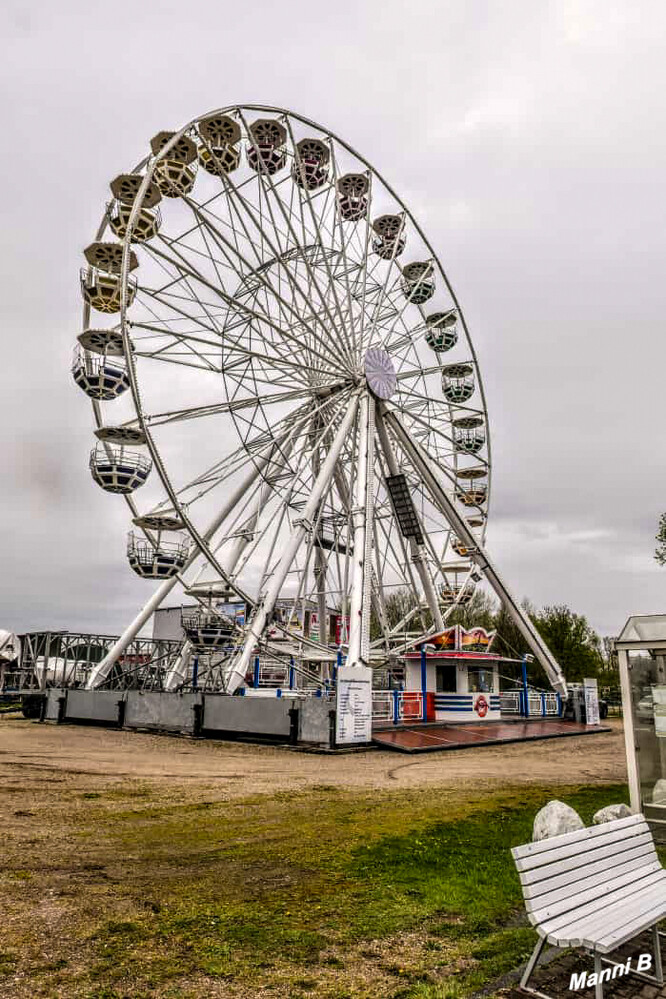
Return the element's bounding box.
[556,889,666,952]
[518,831,655,886]
[523,847,659,902]
[526,860,662,923]
[539,869,666,937]
[511,813,643,862]
[546,878,666,947]
[514,821,650,874]
[594,900,666,953]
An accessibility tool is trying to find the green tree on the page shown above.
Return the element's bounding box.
[655,513,666,564]
[531,604,604,683]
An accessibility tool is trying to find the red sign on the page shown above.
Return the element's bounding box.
[475,694,489,718]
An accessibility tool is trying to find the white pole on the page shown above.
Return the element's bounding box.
[347,394,371,666]
[87,442,278,690]
[375,406,444,632]
[618,648,641,812]
[382,405,568,697]
[224,394,360,693]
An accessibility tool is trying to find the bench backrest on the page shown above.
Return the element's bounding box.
[511,813,659,927]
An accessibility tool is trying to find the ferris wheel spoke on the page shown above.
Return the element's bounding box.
[281,119,357,366]
[199,155,352,371]
[235,109,355,369]
[136,385,334,429]
[181,193,352,373]
[141,238,349,378]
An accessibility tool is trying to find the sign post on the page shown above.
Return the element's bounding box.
[335,664,373,745]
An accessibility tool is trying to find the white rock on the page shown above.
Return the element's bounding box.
[532,800,585,841]
[653,780,666,804]
[592,803,632,825]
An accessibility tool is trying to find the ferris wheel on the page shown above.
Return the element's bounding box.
[73,104,565,695]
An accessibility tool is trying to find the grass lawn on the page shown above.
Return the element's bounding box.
[0,780,631,998]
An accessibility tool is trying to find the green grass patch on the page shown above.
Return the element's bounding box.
[1,780,629,998]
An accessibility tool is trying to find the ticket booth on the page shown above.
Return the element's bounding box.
[403,626,501,722]
[615,614,666,841]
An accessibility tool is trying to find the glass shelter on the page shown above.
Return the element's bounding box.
[615,614,666,840]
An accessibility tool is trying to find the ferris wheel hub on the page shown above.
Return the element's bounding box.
[364,348,397,400]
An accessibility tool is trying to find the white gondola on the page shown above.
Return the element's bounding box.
[109,173,162,208]
[247,119,287,176]
[150,131,198,197]
[132,512,186,532]
[292,138,330,190]
[95,426,147,446]
[127,532,189,579]
[72,346,130,400]
[77,328,125,356]
[181,608,236,651]
[197,143,241,176]
[108,201,161,243]
[441,362,475,403]
[336,173,368,221]
[80,268,137,314]
[453,415,485,454]
[89,444,151,494]
[83,242,138,275]
[153,159,197,198]
[401,261,435,304]
[455,467,488,507]
[425,311,458,352]
[372,214,406,259]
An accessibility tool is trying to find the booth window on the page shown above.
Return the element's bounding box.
[468,669,492,693]
[436,664,457,692]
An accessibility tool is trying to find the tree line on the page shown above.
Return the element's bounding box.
[378,589,617,687]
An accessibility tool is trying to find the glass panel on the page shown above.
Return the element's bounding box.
[629,653,666,840]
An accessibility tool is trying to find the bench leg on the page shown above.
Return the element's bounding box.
[519,935,553,998]
[654,924,664,985]
[594,953,603,999]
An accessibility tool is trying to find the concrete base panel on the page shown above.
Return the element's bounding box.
[44,688,66,722]
[202,694,296,738]
[124,691,203,733]
[65,690,122,724]
[299,696,332,745]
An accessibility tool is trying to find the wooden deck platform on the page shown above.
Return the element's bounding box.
[372,718,610,753]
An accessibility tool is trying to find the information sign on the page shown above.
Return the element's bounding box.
[335,664,372,745]
[584,678,600,726]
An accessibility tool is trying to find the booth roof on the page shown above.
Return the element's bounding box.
[615,613,666,651]
[403,651,501,660]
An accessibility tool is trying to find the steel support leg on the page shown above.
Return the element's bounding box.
[382,405,567,697]
[224,394,360,693]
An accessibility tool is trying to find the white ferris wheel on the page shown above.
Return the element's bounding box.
[73,104,566,696]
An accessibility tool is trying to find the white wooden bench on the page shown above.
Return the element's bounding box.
[512,813,666,999]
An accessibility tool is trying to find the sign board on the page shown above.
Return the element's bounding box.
[335,664,372,745]
[584,678,600,727]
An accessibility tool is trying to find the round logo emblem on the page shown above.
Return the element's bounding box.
[475,694,489,718]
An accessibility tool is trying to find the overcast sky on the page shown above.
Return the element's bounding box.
[1,0,665,640]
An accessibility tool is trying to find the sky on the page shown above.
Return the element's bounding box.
[1,0,665,640]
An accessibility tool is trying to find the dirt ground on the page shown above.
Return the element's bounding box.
[0,716,626,799]
[0,716,630,999]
